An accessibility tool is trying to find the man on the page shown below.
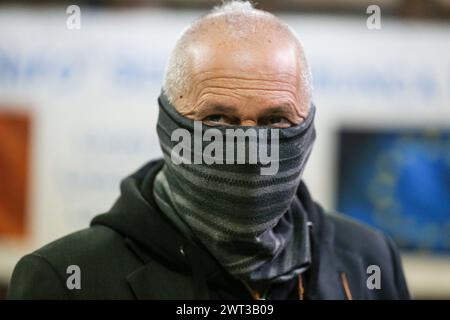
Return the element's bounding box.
[7,1,410,299]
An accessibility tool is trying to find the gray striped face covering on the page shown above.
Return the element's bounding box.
[155,91,316,282]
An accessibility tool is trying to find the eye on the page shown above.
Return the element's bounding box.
[202,114,237,126]
[263,116,292,128]
[204,114,223,123]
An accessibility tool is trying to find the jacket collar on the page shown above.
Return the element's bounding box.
[126,259,197,299]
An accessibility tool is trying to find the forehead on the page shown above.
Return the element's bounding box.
[187,29,301,83]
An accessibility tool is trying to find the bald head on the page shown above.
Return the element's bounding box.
[163,0,312,128]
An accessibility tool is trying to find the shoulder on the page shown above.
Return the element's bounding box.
[323,211,390,257]
[7,226,141,299]
[319,210,410,299]
[32,225,130,265]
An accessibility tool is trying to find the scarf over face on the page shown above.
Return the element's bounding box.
[154,90,316,283]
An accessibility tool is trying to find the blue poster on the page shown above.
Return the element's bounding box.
[336,129,450,254]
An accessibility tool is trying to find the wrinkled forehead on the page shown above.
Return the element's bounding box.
[187,38,301,82]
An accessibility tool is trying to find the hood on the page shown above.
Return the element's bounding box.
[91,159,230,298]
[92,159,199,270]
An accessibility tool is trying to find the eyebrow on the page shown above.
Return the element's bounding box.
[196,103,297,119]
[263,105,295,115]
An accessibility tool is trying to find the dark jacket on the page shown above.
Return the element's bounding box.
[7,159,410,300]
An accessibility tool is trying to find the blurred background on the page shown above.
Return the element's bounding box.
[0,0,449,299]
